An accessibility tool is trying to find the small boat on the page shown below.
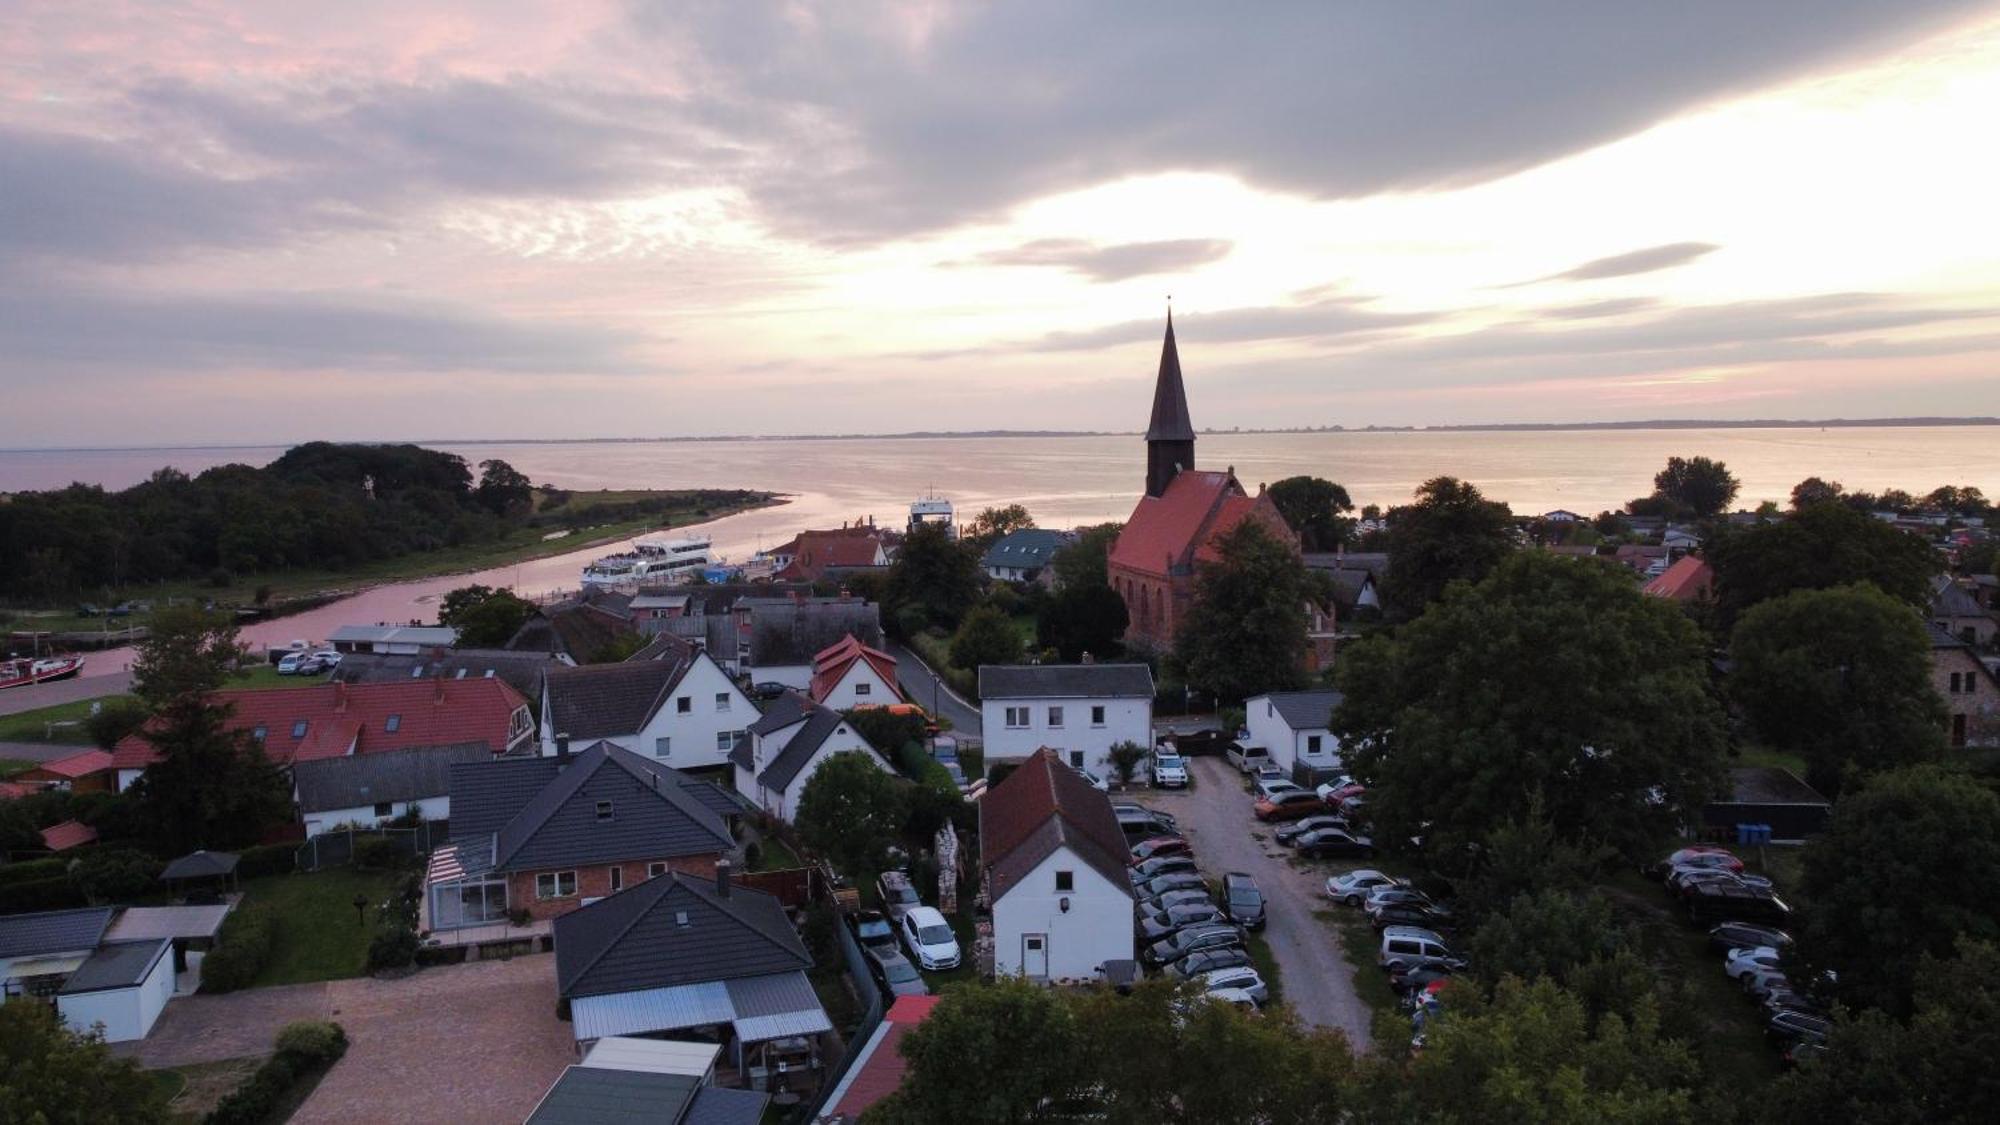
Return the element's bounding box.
[0,654,86,691]
[580,534,715,589]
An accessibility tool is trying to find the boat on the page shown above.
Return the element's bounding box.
[0,654,86,691]
[909,493,956,538]
[580,534,714,588]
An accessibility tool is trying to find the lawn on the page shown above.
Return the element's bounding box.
[1243,929,1285,1009]
[0,758,32,778]
[0,695,128,745]
[239,868,406,988]
[1731,744,1810,777]
[750,834,802,872]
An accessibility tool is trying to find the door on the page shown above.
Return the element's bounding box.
[1952,713,1967,748]
[1023,934,1048,978]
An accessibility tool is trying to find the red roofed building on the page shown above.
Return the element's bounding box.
[0,781,32,801]
[111,678,533,790]
[773,530,889,582]
[819,995,942,1123]
[1643,555,1715,602]
[39,819,98,852]
[1107,315,1310,657]
[14,749,115,793]
[808,634,902,709]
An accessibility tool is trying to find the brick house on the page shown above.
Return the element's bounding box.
[425,741,742,929]
[1930,577,1997,649]
[1930,625,2000,748]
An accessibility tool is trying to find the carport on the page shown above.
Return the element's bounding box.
[106,904,232,992]
[569,969,832,1087]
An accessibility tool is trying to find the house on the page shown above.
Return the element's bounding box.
[110,679,533,791]
[506,587,641,662]
[2,907,114,1001]
[1662,527,1702,552]
[538,635,755,771]
[1612,544,1669,576]
[293,741,492,837]
[332,647,569,704]
[529,1038,767,1125]
[1700,767,1831,843]
[325,624,460,654]
[1642,555,1715,602]
[739,596,886,689]
[1543,509,1582,523]
[817,995,941,1123]
[55,939,175,1043]
[1106,315,1306,656]
[1931,626,2000,748]
[1242,689,1344,777]
[730,694,894,821]
[980,748,1135,981]
[553,869,832,1089]
[772,529,890,582]
[1931,577,1997,648]
[1304,555,1381,617]
[424,741,738,930]
[977,664,1154,778]
[808,634,902,709]
[12,749,115,793]
[981,529,1075,585]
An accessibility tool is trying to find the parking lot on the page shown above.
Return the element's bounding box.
[1130,755,1374,1046]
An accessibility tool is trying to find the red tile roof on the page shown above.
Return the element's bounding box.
[39,819,98,852]
[25,749,114,780]
[0,781,31,801]
[1107,469,1290,577]
[1643,556,1714,601]
[111,678,528,772]
[775,531,887,581]
[809,634,900,703]
[828,995,941,1120]
[979,748,1133,903]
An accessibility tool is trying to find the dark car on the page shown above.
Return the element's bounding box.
[866,946,931,998]
[1113,803,1179,831]
[1165,945,1254,980]
[1686,881,1792,927]
[1389,964,1456,996]
[751,681,790,700]
[1137,903,1228,943]
[1220,873,1266,931]
[1144,922,1244,967]
[1130,836,1192,864]
[1708,922,1794,954]
[1274,815,1350,846]
[1119,813,1180,847]
[1765,1009,1831,1045]
[1372,902,1454,931]
[1139,887,1213,914]
[1293,828,1376,859]
[849,910,897,954]
[1129,855,1200,884]
[1136,872,1209,901]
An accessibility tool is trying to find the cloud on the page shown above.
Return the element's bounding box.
[1520,241,1721,285]
[1025,297,1437,352]
[964,238,1233,281]
[1539,298,1663,320]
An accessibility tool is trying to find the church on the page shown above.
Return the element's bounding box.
[1106,314,1319,657]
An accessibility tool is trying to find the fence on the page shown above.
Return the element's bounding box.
[732,866,816,909]
[295,820,449,872]
[796,910,888,1124]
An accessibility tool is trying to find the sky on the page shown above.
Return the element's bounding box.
[4,0,2000,446]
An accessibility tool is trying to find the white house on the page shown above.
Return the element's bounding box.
[738,597,886,690]
[292,742,491,837]
[325,624,460,654]
[540,636,756,772]
[977,664,1155,779]
[1243,689,1344,777]
[981,749,1135,982]
[808,634,903,710]
[731,694,895,821]
[57,939,175,1043]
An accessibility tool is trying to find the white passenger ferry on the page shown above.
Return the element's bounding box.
[579,534,713,588]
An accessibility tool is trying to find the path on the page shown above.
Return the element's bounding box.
[0,740,92,764]
[1132,755,1374,1048]
[0,670,132,717]
[887,641,981,739]
[116,981,332,1068]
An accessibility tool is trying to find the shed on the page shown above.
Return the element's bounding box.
[1700,767,1831,842]
[56,938,175,1042]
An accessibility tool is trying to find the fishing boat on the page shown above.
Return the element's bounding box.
[579,534,714,588]
[0,654,86,691]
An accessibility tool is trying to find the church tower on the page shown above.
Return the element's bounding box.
[1144,311,1195,498]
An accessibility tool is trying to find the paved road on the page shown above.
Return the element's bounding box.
[887,641,982,739]
[1130,755,1374,1048]
[0,669,133,717]
[0,740,88,764]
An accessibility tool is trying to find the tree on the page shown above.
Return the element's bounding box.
[1706,501,1939,626]
[1334,552,1726,862]
[885,522,982,634]
[1790,476,1845,510]
[1172,520,1316,704]
[84,698,149,751]
[1466,889,1633,992]
[1729,584,1945,795]
[1107,741,1147,787]
[473,459,533,517]
[865,978,1090,1124]
[130,605,242,710]
[1794,766,2000,1016]
[1649,455,1740,518]
[1035,583,1129,662]
[436,585,536,647]
[1379,477,1515,619]
[949,606,1022,671]
[794,753,909,881]
[1049,523,1121,590]
[0,998,169,1124]
[1267,475,1356,551]
[966,504,1036,548]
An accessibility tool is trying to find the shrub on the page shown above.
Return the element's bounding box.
[743,840,764,870]
[414,944,467,968]
[205,1021,347,1125]
[0,857,71,888]
[84,698,149,751]
[272,1020,348,1065]
[366,926,419,971]
[201,909,277,993]
[235,842,297,879]
[72,847,163,902]
[507,907,531,927]
[0,876,89,913]
[351,836,409,872]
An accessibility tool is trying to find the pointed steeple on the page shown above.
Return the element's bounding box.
[1144,309,1196,498]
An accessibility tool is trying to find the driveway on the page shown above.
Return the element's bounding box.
[117,981,333,1068]
[0,670,131,717]
[1127,756,1374,1050]
[887,641,981,739]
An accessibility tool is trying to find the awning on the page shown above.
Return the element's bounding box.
[569,971,831,1044]
[107,905,232,943]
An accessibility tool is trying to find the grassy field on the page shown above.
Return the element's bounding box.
[0,696,122,745]
[241,868,406,988]
[1731,744,1811,777]
[0,758,33,778]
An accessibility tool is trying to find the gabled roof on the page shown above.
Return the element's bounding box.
[23,749,113,780]
[746,692,812,737]
[0,907,114,958]
[59,939,171,994]
[542,655,694,742]
[809,634,899,703]
[980,748,1134,903]
[626,633,695,664]
[554,874,810,999]
[332,647,566,701]
[294,742,493,814]
[773,531,887,581]
[1643,555,1714,601]
[1932,576,1988,618]
[1108,469,1291,578]
[757,707,885,794]
[980,529,1074,571]
[39,819,97,852]
[825,995,942,1121]
[1254,689,1342,732]
[745,601,884,667]
[159,850,239,880]
[111,679,528,771]
[978,663,1154,700]
[469,743,734,873]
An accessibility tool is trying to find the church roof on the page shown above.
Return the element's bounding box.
[1145,312,1194,442]
[1109,469,1272,578]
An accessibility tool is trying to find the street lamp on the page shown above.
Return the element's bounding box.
[352,894,369,926]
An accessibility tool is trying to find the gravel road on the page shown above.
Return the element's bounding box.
[1129,755,1375,1049]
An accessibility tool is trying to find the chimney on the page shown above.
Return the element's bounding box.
[555,732,571,761]
[1081,651,1095,665]
[715,859,732,898]
[839,587,851,603]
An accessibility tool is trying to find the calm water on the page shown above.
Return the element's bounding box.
[8,427,1995,680]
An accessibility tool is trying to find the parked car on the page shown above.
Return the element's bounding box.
[1372,902,1454,931]
[311,650,342,668]
[1137,903,1228,943]
[1254,776,1306,801]
[1668,865,1772,894]
[1314,775,1357,804]
[751,681,789,700]
[899,906,962,971]
[1646,846,1742,880]
[1378,926,1466,974]
[1337,794,1368,820]
[876,870,923,922]
[1152,752,1190,789]
[1202,987,1262,1013]
[1164,946,1253,980]
[1780,1038,1828,1069]
[1765,1009,1831,1045]
[1327,869,1404,905]
[1140,887,1214,914]
[1129,836,1192,864]
[1136,871,1210,901]
[1685,881,1792,926]
[1275,815,1350,845]
[1293,828,1375,858]
[866,946,931,997]
[1738,964,1793,1002]
[1129,856,1200,884]
[1725,946,1784,981]
[1195,966,1269,1005]
[1253,791,1326,822]
[276,652,310,674]
[1220,873,1266,931]
[1388,963,1457,996]
[1225,743,1272,774]
[1113,803,1178,829]
[1076,768,1111,792]
[1363,887,1438,914]
[1145,922,1245,967]
[1708,922,1794,954]
[848,909,898,954]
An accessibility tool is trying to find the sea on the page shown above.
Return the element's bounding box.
[5,426,1995,681]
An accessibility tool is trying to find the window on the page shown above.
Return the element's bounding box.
[715,692,730,712]
[1090,705,1106,727]
[654,737,671,758]
[291,720,308,738]
[535,871,577,899]
[1069,750,1085,769]
[595,800,614,821]
[1055,870,1074,892]
[717,730,742,753]
[677,696,692,714]
[854,682,871,697]
[647,862,669,879]
[251,725,267,742]
[608,866,623,893]
[373,802,393,817]
[1306,735,1323,755]
[1005,706,1029,728]
[1047,706,1064,728]
[385,714,401,732]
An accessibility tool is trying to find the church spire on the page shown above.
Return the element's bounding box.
[1144,308,1196,497]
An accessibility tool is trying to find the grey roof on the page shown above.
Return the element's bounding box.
[543,656,693,742]
[159,850,239,880]
[0,907,115,959]
[527,1067,699,1125]
[327,624,460,647]
[626,633,696,664]
[451,745,734,873]
[332,648,564,700]
[293,743,492,813]
[449,756,565,843]
[578,742,749,819]
[978,663,1155,700]
[1146,314,1194,442]
[1721,767,1830,807]
[1306,551,1389,575]
[555,873,810,999]
[746,692,811,736]
[1257,689,1342,732]
[757,706,882,794]
[106,905,232,943]
[1929,623,1974,650]
[58,939,171,994]
[682,1087,769,1125]
[1932,577,1988,619]
[745,602,883,667]
[980,529,1073,571]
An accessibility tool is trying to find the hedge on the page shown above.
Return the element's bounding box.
[0,857,70,888]
[205,1020,347,1125]
[200,908,277,993]
[351,836,409,872]
[0,876,89,914]
[235,843,298,879]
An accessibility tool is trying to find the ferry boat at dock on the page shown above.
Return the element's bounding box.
[0,654,86,691]
[580,534,714,589]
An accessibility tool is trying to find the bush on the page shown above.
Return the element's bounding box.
[201,909,277,993]
[85,698,149,751]
[366,926,419,971]
[414,944,467,968]
[351,836,409,872]
[72,847,163,902]
[272,1020,348,1065]
[235,842,298,879]
[0,875,89,913]
[0,857,70,888]
[205,1021,347,1125]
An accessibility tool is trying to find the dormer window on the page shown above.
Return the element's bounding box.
[291,720,308,738]
[595,800,614,821]
[385,715,401,733]
[251,725,267,742]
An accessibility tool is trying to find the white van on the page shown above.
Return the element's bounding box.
[1378,926,1465,974]
[1225,743,1271,775]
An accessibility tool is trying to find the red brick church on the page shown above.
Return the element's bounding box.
[1107,314,1313,655]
